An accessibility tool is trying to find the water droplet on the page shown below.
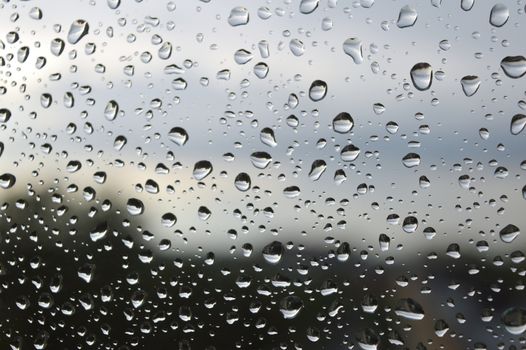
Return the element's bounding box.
[397,5,418,28]
[395,298,425,320]
[309,80,327,101]
[501,56,526,79]
[67,19,89,44]
[402,216,418,233]
[234,172,251,191]
[0,173,16,189]
[461,0,475,11]
[289,39,305,56]
[279,295,304,319]
[193,160,213,180]
[0,108,11,123]
[299,0,319,14]
[228,7,249,26]
[402,153,421,167]
[410,63,433,91]
[460,75,481,97]
[489,4,509,27]
[499,224,520,243]
[168,127,189,146]
[250,152,272,169]
[309,160,327,181]
[333,112,354,133]
[340,144,361,162]
[127,198,144,216]
[260,127,277,147]
[262,241,283,263]
[510,114,526,135]
[104,100,119,121]
[343,38,363,64]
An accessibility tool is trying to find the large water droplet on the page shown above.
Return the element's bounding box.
[342,37,363,64]
[333,112,354,133]
[397,5,418,28]
[501,56,526,79]
[67,19,89,44]
[279,295,304,319]
[410,63,433,91]
[228,7,249,26]
[461,0,475,11]
[126,198,144,216]
[262,241,283,263]
[299,0,319,14]
[510,114,526,135]
[250,152,272,169]
[395,298,425,320]
[489,4,509,27]
[104,100,119,121]
[168,127,189,146]
[309,80,327,101]
[340,144,361,162]
[460,75,481,97]
[501,307,526,335]
[0,173,16,189]
[402,153,421,167]
[193,160,213,180]
[309,160,327,181]
[234,172,251,191]
[499,224,520,243]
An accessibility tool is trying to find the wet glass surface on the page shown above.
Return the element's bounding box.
[0,0,525,349]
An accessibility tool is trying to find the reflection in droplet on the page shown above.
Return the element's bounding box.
[501,307,526,335]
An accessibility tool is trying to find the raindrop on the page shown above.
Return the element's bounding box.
[299,0,319,14]
[234,172,251,191]
[67,19,89,44]
[168,127,189,146]
[500,56,526,79]
[460,76,481,97]
[510,114,526,135]
[410,63,433,91]
[499,224,520,243]
[333,112,354,133]
[228,7,249,26]
[193,160,213,180]
[397,5,418,28]
[343,38,363,64]
[489,4,509,27]
[309,80,328,101]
